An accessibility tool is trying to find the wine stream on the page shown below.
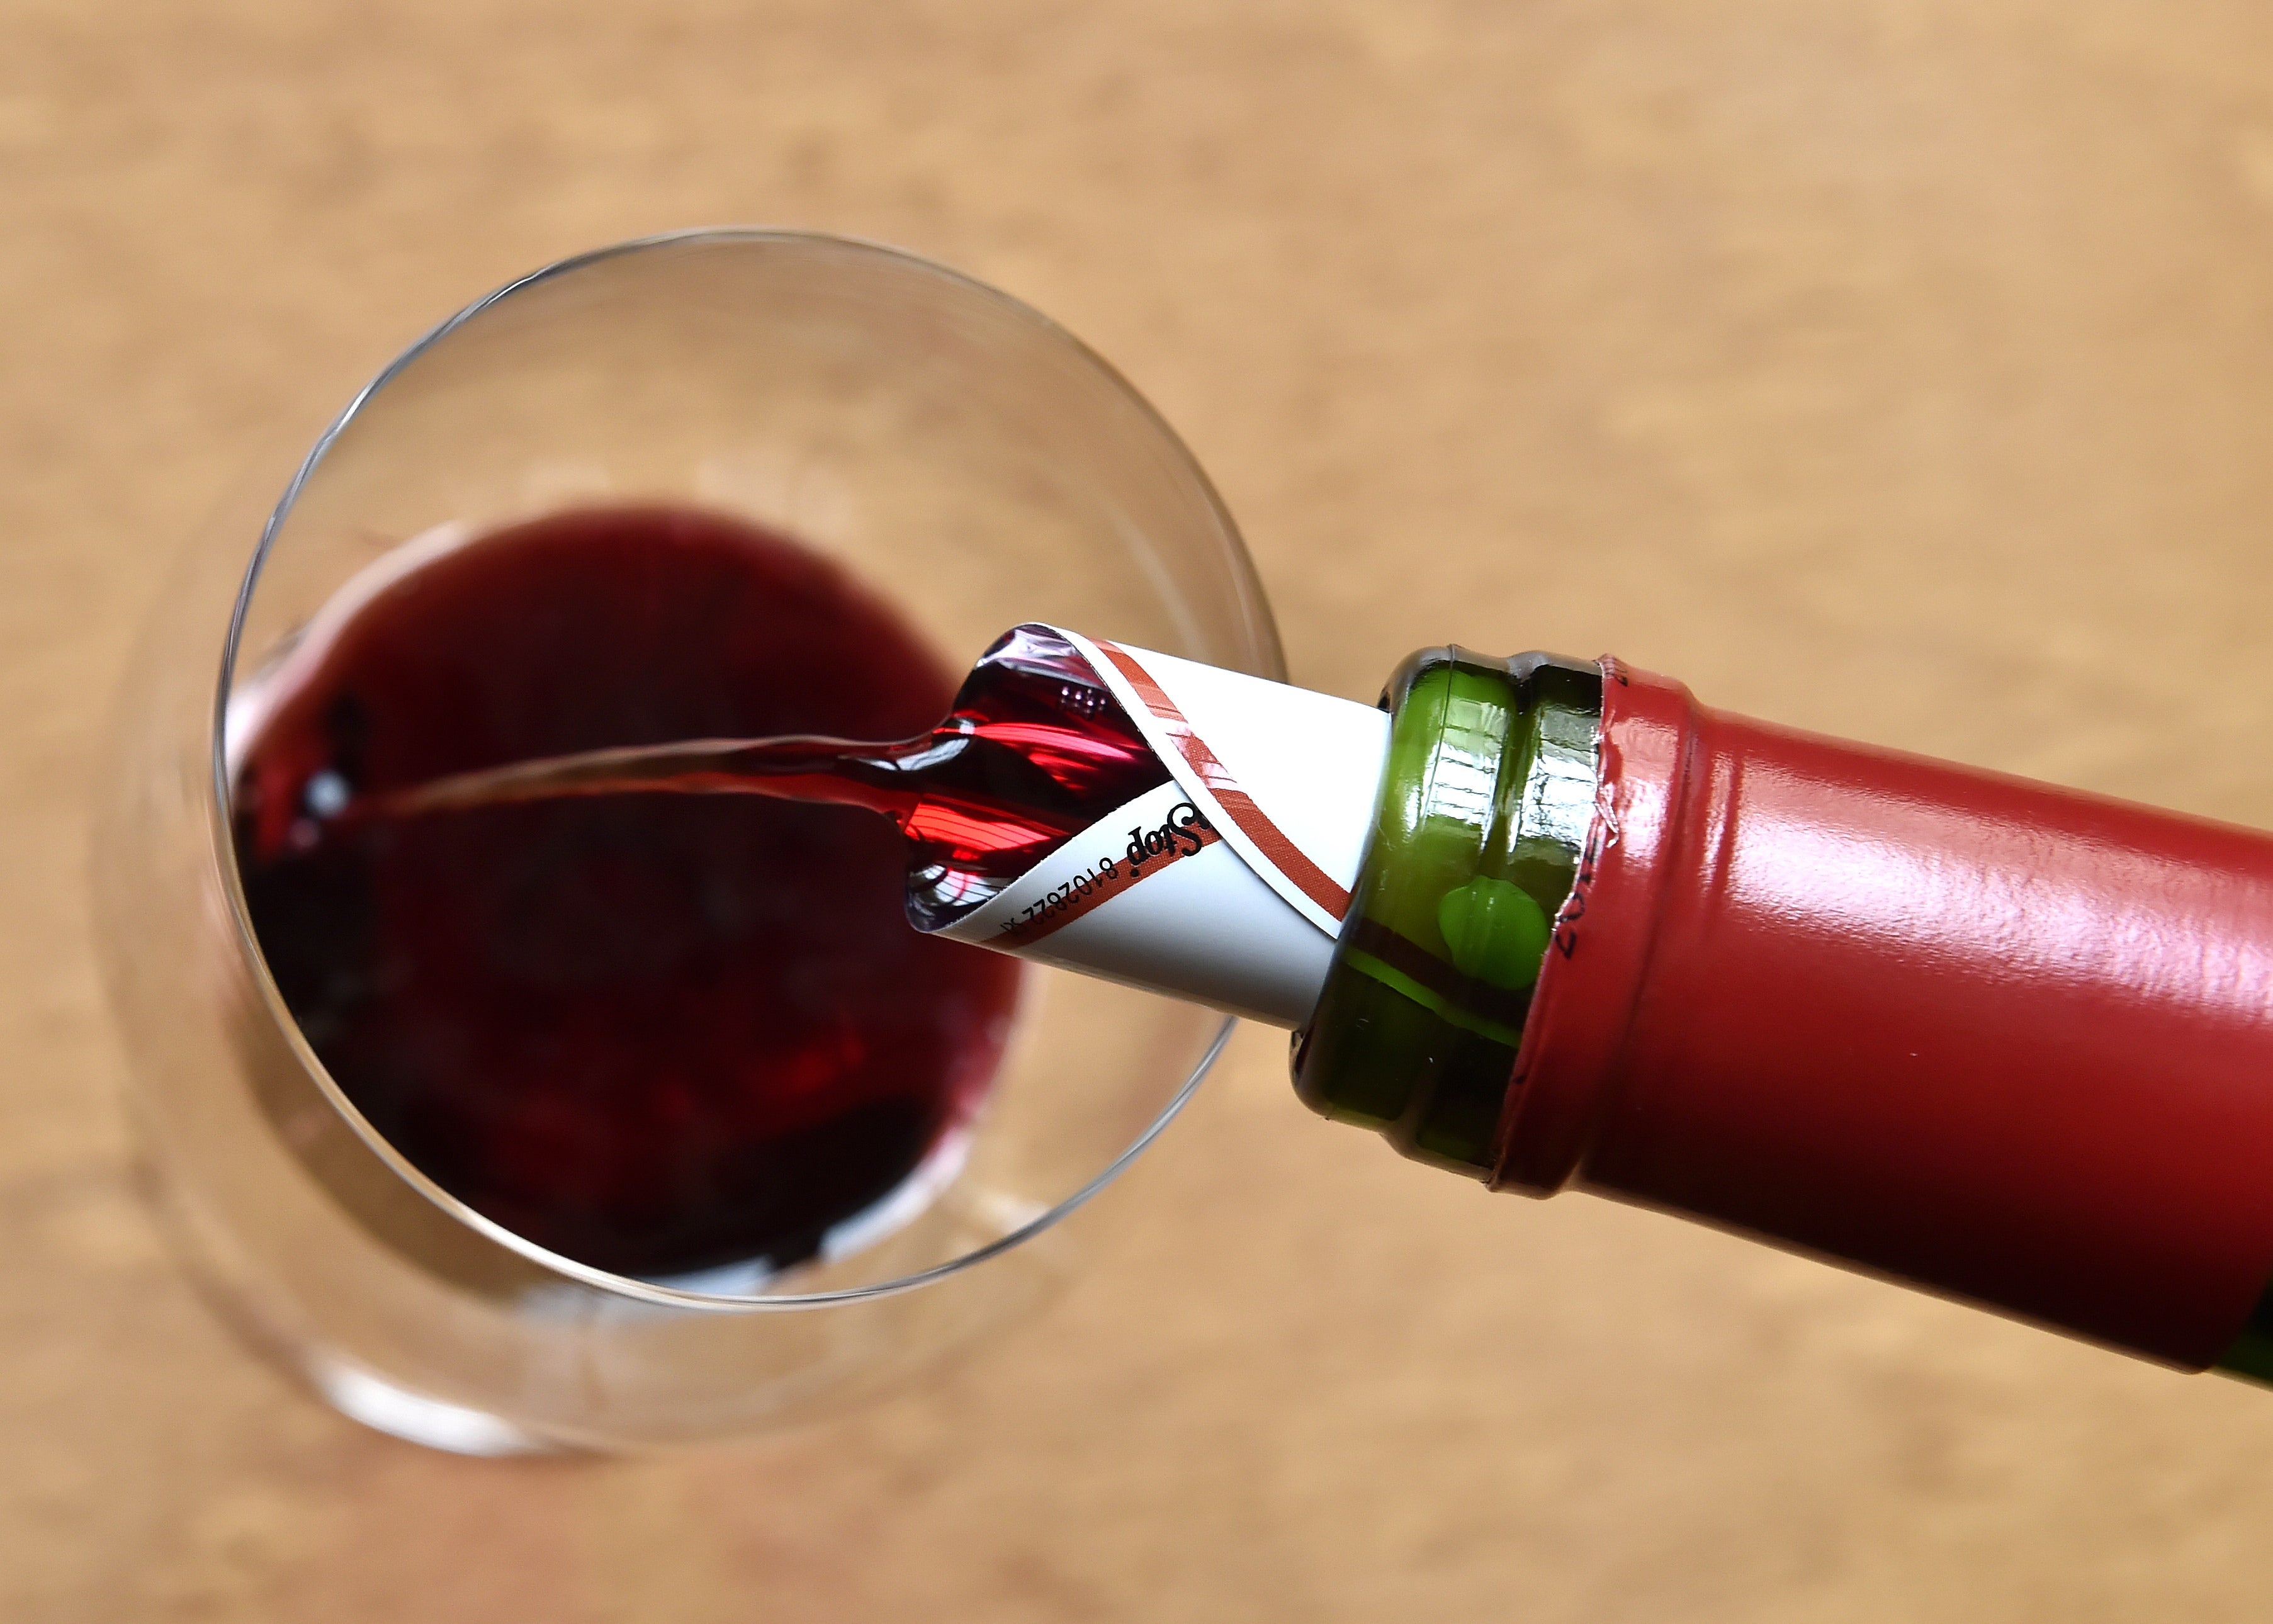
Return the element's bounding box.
[325,622,1170,933]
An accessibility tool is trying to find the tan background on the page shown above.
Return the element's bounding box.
[13,1,2273,1617]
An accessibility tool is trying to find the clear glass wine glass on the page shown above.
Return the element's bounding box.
[92,230,1282,1453]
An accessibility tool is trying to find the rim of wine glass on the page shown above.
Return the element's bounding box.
[207,226,1277,1313]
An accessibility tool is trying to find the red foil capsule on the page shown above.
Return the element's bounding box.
[1497,662,2273,1369]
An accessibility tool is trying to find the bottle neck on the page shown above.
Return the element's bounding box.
[1292,648,1604,1177]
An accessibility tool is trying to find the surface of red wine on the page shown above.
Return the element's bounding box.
[232,505,1038,1281]
[366,621,1172,930]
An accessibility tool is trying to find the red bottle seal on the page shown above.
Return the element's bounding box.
[1498,661,2273,1368]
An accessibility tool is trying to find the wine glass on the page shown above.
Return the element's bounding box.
[92,229,1282,1453]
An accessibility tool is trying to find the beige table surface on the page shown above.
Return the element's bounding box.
[13,1,2273,1618]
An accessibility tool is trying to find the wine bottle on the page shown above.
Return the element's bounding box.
[374,621,2273,1384]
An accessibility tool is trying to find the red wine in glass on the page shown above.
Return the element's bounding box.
[231,505,1158,1283]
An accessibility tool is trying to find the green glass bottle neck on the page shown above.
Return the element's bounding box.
[1292,648,1603,1177]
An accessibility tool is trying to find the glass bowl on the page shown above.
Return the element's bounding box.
[91,229,1281,1452]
